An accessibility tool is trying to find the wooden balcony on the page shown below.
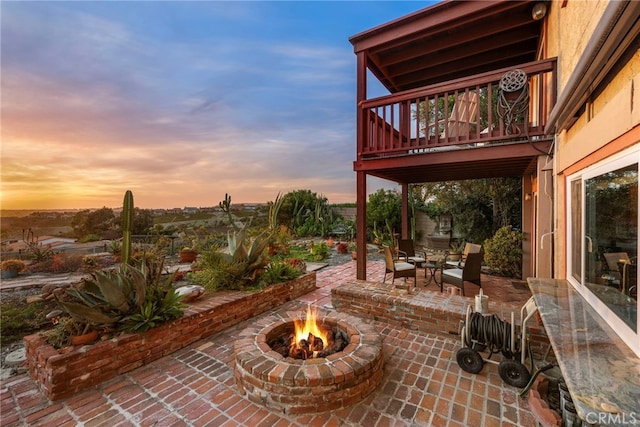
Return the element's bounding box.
[355,58,556,183]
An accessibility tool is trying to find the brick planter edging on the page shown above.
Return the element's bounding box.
[24,271,316,401]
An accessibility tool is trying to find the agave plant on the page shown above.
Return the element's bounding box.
[192,229,272,291]
[55,262,184,333]
[224,229,272,284]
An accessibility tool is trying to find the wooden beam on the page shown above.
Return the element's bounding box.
[401,183,409,239]
[356,171,367,280]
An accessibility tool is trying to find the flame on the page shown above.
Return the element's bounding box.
[294,304,328,348]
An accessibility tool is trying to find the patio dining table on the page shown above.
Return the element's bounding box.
[422,250,447,288]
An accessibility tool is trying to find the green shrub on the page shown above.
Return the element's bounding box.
[191,230,271,291]
[309,241,329,261]
[261,261,302,285]
[80,234,102,243]
[39,318,72,349]
[1,300,53,345]
[483,226,523,278]
[120,286,184,333]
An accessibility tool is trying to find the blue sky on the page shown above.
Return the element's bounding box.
[1,1,431,209]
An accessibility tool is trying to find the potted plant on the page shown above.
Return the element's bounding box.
[66,319,98,346]
[1,259,26,279]
[40,315,98,348]
[178,246,198,263]
[336,242,349,254]
[348,242,357,259]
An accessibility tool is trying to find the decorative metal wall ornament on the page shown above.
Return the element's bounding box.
[498,69,529,136]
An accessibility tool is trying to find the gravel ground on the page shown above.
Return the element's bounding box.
[1,286,50,379]
[0,245,384,379]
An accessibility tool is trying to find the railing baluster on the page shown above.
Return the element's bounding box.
[359,58,556,158]
[487,83,494,138]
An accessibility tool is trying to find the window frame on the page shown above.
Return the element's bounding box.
[566,144,639,357]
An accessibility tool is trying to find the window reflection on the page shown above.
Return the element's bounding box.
[584,164,638,331]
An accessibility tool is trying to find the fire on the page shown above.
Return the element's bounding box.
[291,305,329,358]
[294,304,328,344]
[267,306,349,360]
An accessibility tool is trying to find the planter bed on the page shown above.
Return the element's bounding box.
[24,271,316,401]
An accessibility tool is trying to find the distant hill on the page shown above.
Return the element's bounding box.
[1,210,39,218]
[1,209,82,219]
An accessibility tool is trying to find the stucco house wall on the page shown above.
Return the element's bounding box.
[542,0,640,279]
[546,1,608,89]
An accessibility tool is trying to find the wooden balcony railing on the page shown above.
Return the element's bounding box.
[358,58,557,158]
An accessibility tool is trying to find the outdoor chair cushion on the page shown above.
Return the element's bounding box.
[394,262,415,271]
[442,268,463,280]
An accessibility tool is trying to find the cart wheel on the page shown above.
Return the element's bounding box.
[498,360,531,388]
[456,348,484,374]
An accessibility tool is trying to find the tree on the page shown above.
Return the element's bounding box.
[278,189,334,236]
[279,190,318,228]
[132,209,154,235]
[71,207,115,238]
[113,208,155,235]
[484,177,521,232]
[366,189,402,244]
[416,177,521,244]
[71,209,91,237]
[72,207,154,240]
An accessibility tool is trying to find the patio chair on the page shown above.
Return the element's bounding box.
[443,92,479,138]
[440,251,483,296]
[397,239,427,277]
[383,245,417,286]
[425,92,480,143]
[603,252,637,296]
[603,252,630,276]
[444,243,482,269]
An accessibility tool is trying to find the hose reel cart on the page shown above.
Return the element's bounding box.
[456,296,539,388]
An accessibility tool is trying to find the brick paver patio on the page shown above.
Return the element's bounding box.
[1,260,537,426]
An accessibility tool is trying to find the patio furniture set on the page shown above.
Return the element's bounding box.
[383,239,483,295]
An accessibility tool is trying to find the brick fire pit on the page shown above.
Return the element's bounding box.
[234,309,383,415]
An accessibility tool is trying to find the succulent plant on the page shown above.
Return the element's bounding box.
[192,229,273,291]
[55,262,184,332]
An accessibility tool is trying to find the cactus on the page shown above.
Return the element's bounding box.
[219,193,239,232]
[268,192,284,231]
[122,190,134,265]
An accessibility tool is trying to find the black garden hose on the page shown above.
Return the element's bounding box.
[467,312,519,356]
[515,342,554,395]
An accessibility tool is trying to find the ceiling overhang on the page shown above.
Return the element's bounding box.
[350,0,545,93]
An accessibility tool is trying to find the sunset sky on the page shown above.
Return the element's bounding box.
[1,1,431,210]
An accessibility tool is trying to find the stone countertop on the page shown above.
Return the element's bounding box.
[527,278,640,426]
